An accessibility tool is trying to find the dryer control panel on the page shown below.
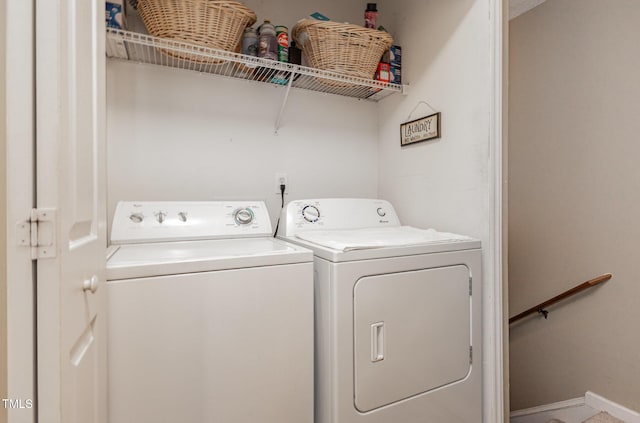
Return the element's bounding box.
[277,198,401,237]
[111,201,272,244]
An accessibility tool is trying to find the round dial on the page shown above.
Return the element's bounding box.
[302,205,320,223]
[234,208,254,225]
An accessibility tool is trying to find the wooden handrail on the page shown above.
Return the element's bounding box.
[509,273,612,325]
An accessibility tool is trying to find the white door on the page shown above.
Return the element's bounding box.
[35,0,107,422]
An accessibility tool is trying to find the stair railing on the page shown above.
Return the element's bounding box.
[509,273,612,325]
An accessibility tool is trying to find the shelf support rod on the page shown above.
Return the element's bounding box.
[274,73,295,134]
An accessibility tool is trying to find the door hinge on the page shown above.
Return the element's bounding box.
[469,276,473,296]
[16,208,57,259]
[470,346,473,364]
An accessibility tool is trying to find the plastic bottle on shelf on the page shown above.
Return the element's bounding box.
[287,40,303,83]
[258,19,278,61]
[365,3,378,29]
[237,27,258,78]
[289,41,302,66]
[241,27,259,57]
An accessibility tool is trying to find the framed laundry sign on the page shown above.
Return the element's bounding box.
[400,112,441,146]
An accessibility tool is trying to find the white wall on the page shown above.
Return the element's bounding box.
[376,0,495,418]
[107,0,381,229]
[377,0,491,240]
[509,0,640,412]
[1,0,8,419]
[106,63,378,228]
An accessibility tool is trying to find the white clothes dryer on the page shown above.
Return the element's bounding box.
[277,198,482,423]
[107,201,313,423]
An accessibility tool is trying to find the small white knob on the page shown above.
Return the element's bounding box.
[155,211,167,224]
[129,213,144,223]
[83,275,99,294]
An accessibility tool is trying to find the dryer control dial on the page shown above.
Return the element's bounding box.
[302,205,320,223]
[234,208,254,225]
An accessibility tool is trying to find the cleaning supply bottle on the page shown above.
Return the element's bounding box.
[365,3,378,29]
[258,19,278,61]
[241,27,259,56]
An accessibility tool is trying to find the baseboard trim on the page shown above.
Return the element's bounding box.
[585,391,640,423]
[511,392,640,423]
[510,397,586,418]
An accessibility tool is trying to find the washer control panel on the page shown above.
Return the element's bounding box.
[277,198,401,237]
[111,201,272,244]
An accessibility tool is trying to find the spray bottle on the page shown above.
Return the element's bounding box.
[364,3,378,29]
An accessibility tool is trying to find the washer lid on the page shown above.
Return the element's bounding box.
[106,238,312,280]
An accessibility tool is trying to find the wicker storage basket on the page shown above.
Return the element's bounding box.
[138,0,256,63]
[292,20,393,82]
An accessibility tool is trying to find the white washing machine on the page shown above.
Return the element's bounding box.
[106,201,313,423]
[277,198,482,423]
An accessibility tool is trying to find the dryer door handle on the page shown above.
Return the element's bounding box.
[371,322,385,362]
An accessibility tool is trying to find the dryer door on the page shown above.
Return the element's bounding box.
[353,265,472,412]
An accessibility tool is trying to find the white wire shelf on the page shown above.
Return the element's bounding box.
[106,28,404,102]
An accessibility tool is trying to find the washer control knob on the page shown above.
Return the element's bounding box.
[234,208,254,225]
[129,213,144,223]
[302,205,320,223]
[155,211,167,224]
[376,207,386,217]
[178,212,188,222]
